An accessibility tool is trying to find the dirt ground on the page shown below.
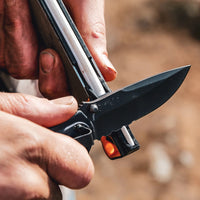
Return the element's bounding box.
[77,0,200,200]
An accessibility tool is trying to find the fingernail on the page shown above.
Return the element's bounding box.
[102,54,117,73]
[64,96,76,105]
[51,96,76,106]
[40,52,55,73]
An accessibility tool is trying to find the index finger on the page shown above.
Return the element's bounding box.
[64,0,117,81]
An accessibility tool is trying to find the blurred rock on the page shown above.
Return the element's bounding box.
[179,150,194,168]
[148,143,173,183]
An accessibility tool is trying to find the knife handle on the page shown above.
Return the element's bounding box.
[50,110,94,152]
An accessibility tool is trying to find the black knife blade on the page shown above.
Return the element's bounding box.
[82,65,190,139]
[51,65,190,150]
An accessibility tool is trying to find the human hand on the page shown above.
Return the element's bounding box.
[0,92,78,127]
[0,110,94,199]
[0,0,117,99]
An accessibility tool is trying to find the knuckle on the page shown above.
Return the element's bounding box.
[81,21,106,41]
[0,94,43,159]
[6,93,30,115]
[16,135,42,162]
[22,136,44,164]
[91,22,106,39]
[4,18,22,33]
[0,93,28,115]
[7,64,37,79]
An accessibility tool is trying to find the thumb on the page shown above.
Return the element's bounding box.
[65,0,117,81]
[0,92,78,127]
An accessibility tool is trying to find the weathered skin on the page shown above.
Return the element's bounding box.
[0,0,117,99]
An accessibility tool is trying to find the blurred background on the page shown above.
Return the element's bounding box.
[77,0,200,199]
